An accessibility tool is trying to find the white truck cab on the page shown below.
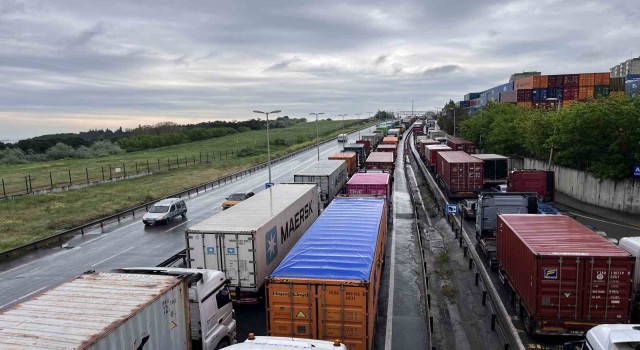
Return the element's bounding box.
[564,324,640,350]
[227,333,347,349]
[119,267,237,349]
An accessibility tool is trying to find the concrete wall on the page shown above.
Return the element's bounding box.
[522,158,640,215]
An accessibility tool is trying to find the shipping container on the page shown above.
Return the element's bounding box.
[517,89,533,102]
[548,75,565,88]
[471,154,508,185]
[376,144,397,158]
[563,74,580,87]
[610,77,626,91]
[594,85,610,98]
[446,136,476,154]
[594,72,610,86]
[515,75,549,90]
[507,169,555,202]
[533,100,560,111]
[294,160,348,207]
[425,144,452,170]
[412,125,424,137]
[345,173,391,201]
[365,151,395,174]
[458,100,470,108]
[496,214,634,336]
[532,88,548,101]
[329,153,358,177]
[343,144,366,167]
[387,129,401,140]
[469,98,480,107]
[418,139,440,159]
[266,197,387,350]
[465,92,480,101]
[546,87,564,99]
[626,80,640,98]
[516,101,533,108]
[375,127,388,136]
[436,151,484,198]
[361,133,381,147]
[186,184,320,300]
[479,92,488,106]
[578,86,595,100]
[579,73,595,86]
[499,90,517,103]
[414,135,428,146]
[382,136,398,145]
[563,87,579,100]
[562,99,577,107]
[355,140,371,154]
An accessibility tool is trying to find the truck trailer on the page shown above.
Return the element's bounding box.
[436,151,484,198]
[294,160,348,207]
[186,184,320,302]
[497,215,634,336]
[0,268,236,349]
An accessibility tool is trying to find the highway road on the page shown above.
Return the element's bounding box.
[0,127,377,311]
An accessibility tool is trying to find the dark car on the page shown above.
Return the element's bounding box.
[460,199,477,220]
[221,192,255,210]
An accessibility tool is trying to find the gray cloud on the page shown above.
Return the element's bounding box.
[423,65,462,76]
[374,55,387,65]
[66,22,107,48]
[265,57,302,71]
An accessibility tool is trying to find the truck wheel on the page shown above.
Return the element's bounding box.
[523,311,535,336]
[181,211,187,219]
[215,338,230,349]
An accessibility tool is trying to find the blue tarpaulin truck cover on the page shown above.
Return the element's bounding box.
[270,197,385,281]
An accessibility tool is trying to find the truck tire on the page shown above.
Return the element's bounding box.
[215,338,230,349]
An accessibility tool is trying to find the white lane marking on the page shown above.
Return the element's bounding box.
[568,212,640,230]
[83,234,110,247]
[164,220,190,233]
[0,286,47,309]
[0,248,75,277]
[90,247,135,267]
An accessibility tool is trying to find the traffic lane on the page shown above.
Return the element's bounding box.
[0,127,373,307]
[552,203,640,240]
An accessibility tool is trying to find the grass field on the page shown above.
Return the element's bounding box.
[0,119,377,251]
[0,119,365,197]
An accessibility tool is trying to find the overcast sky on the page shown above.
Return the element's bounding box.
[1,0,638,141]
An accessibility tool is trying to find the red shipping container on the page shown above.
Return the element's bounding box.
[563,74,579,87]
[507,169,554,202]
[425,145,452,170]
[365,152,394,173]
[446,137,476,154]
[578,86,594,100]
[578,73,594,86]
[355,140,371,154]
[499,90,517,103]
[375,144,397,158]
[418,139,440,159]
[496,215,633,336]
[436,151,483,198]
[547,75,565,88]
[517,89,533,102]
[345,173,391,201]
[563,87,579,100]
[594,72,610,86]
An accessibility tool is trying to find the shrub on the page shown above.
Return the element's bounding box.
[46,142,76,160]
[0,148,29,164]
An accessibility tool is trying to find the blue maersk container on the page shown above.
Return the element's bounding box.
[270,197,386,281]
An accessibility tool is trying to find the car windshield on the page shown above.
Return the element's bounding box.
[227,194,246,201]
[149,205,169,213]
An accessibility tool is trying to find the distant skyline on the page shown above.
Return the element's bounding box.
[1,0,638,141]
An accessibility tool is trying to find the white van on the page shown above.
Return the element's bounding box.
[337,133,348,142]
[142,198,187,225]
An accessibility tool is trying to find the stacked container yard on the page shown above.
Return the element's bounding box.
[328,153,358,177]
[345,173,391,202]
[266,197,387,350]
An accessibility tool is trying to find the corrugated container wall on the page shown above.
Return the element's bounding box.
[436,151,484,198]
[627,80,640,97]
[579,73,595,86]
[465,92,480,101]
[610,77,625,91]
[563,74,579,87]
[365,152,395,173]
[346,173,391,201]
[458,100,470,108]
[469,98,480,107]
[266,198,387,350]
[496,215,633,335]
[500,90,517,103]
[548,75,565,88]
[329,153,358,177]
[517,89,533,102]
[563,87,579,100]
[294,160,348,207]
[594,72,610,86]
[594,85,610,98]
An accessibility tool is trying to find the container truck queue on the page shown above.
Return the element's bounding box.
[0,120,407,350]
[408,118,640,349]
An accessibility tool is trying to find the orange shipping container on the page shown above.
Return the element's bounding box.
[266,198,387,350]
[514,75,548,90]
[594,72,610,86]
[578,86,594,100]
[578,73,594,86]
[562,100,577,107]
[516,101,532,108]
[382,136,398,145]
[329,152,358,177]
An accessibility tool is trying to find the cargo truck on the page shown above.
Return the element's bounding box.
[343,143,367,167]
[471,154,509,188]
[328,152,358,177]
[355,139,371,154]
[496,215,634,336]
[446,136,476,154]
[375,144,397,158]
[294,160,348,208]
[186,184,320,303]
[266,197,387,350]
[436,151,484,198]
[424,144,451,171]
[345,173,391,202]
[365,151,395,174]
[387,128,401,139]
[0,268,236,349]
[428,130,446,140]
[508,169,555,202]
[361,133,380,148]
[417,139,440,160]
[474,192,538,268]
[563,324,640,350]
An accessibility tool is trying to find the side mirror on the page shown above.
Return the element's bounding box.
[225,197,229,200]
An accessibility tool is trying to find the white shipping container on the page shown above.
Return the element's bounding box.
[293,160,348,207]
[0,273,190,349]
[186,184,319,296]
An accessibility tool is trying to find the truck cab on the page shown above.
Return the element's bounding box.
[118,267,236,350]
[564,324,640,350]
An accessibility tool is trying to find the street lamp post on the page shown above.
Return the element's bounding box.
[253,109,281,186]
[355,113,362,138]
[338,114,348,131]
[310,112,324,161]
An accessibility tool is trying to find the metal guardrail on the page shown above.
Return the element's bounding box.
[0,127,372,261]
[407,131,524,350]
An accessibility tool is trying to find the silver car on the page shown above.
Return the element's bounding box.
[142,198,187,225]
